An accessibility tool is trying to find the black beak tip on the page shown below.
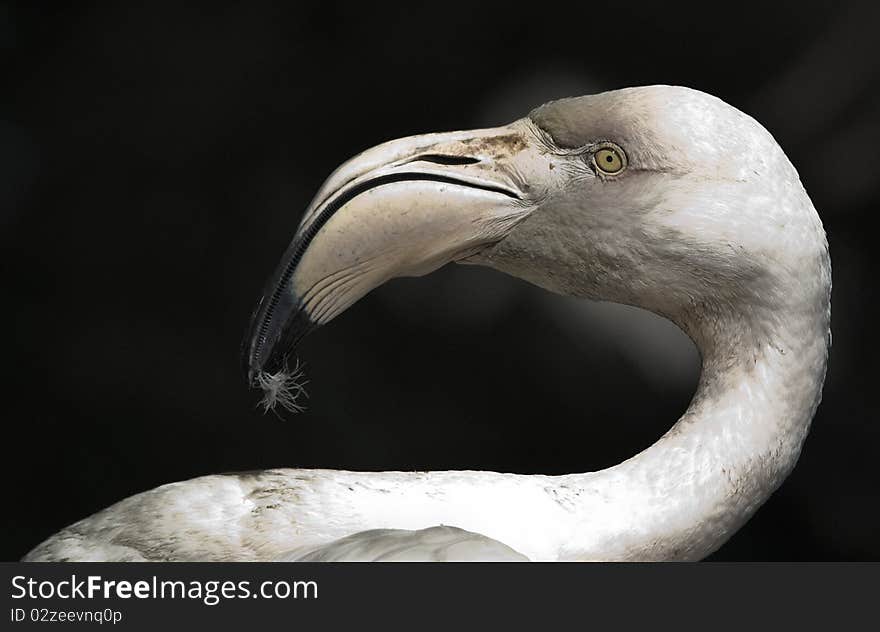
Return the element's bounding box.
[240,300,267,386]
[241,298,318,387]
[240,339,261,387]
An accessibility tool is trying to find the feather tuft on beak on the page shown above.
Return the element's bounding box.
[255,359,309,415]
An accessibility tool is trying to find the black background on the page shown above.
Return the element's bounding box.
[2,1,878,561]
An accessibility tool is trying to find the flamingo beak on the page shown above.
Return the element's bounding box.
[242,121,554,389]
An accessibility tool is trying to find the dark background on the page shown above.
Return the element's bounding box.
[2,1,878,561]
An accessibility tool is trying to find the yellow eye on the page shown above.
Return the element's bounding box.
[594,145,626,174]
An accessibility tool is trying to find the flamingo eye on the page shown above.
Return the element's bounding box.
[593,144,626,175]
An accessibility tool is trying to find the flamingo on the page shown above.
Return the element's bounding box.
[25,86,830,561]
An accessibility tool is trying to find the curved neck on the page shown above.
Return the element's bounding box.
[558,292,830,560]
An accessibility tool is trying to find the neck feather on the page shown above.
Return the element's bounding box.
[558,280,830,560]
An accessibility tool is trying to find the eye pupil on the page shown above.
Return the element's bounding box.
[605,155,614,163]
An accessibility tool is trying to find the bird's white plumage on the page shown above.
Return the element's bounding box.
[24,86,830,562]
[288,526,528,561]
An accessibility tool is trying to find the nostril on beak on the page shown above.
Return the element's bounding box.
[403,154,481,166]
